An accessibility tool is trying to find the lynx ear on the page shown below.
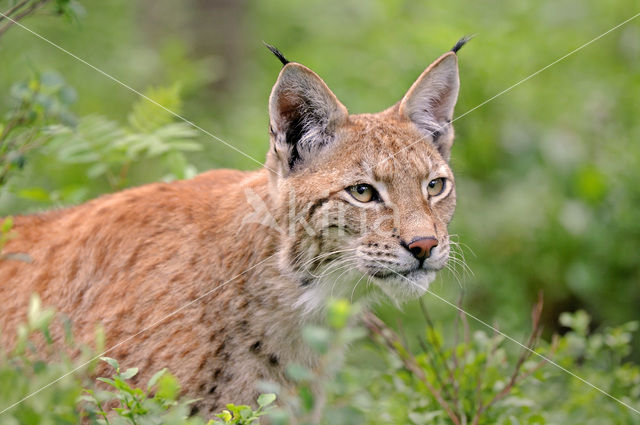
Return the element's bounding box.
[399,52,460,161]
[268,63,348,174]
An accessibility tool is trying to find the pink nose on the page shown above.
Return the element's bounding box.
[407,237,438,260]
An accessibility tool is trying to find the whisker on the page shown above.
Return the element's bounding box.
[297,248,358,270]
[350,272,368,302]
[308,257,353,279]
[329,259,360,298]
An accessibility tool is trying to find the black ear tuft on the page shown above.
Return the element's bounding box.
[451,35,473,54]
[263,42,290,66]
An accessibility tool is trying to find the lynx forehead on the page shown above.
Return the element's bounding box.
[0,39,467,415]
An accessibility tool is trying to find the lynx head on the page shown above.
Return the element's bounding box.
[263,41,465,311]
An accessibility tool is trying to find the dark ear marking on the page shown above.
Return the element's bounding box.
[263,42,290,66]
[285,115,305,169]
[268,63,349,173]
[451,35,473,54]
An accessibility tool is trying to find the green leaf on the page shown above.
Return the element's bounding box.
[327,298,352,329]
[156,372,180,401]
[165,151,188,179]
[128,84,182,132]
[119,367,139,380]
[217,410,232,422]
[97,377,116,387]
[257,393,276,408]
[100,357,119,371]
[87,162,109,178]
[147,368,167,390]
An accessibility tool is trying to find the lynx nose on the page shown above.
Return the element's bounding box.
[407,237,438,261]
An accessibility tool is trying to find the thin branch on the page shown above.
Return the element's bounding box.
[419,298,467,421]
[471,293,547,424]
[362,311,461,425]
[0,0,31,22]
[419,299,459,391]
[417,334,455,402]
[0,0,50,39]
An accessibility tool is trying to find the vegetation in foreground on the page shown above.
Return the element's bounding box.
[0,294,638,424]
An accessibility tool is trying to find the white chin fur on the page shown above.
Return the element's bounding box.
[372,269,435,302]
[294,267,435,317]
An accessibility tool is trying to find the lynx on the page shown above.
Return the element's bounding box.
[0,39,466,415]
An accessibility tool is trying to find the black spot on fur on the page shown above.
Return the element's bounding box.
[451,35,473,54]
[209,385,217,394]
[300,276,313,287]
[215,340,226,356]
[269,354,279,366]
[250,340,262,352]
[264,42,290,66]
[189,405,200,416]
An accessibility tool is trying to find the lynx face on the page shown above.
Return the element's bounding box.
[263,49,461,307]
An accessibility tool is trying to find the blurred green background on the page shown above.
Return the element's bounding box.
[1,0,639,360]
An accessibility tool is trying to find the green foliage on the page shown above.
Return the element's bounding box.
[254,299,640,425]
[0,299,276,425]
[0,296,638,424]
[211,394,275,425]
[0,71,202,206]
[359,308,640,425]
[80,358,274,425]
[0,69,76,186]
[79,357,208,425]
[262,299,368,425]
[0,294,91,425]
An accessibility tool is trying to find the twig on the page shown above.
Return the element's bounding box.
[471,292,547,425]
[0,0,31,22]
[417,334,455,402]
[0,0,51,38]
[419,299,459,390]
[362,311,461,425]
[471,323,502,421]
[419,298,464,419]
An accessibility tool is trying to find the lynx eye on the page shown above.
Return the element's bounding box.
[347,184,377,203]
[427,178,446,197]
